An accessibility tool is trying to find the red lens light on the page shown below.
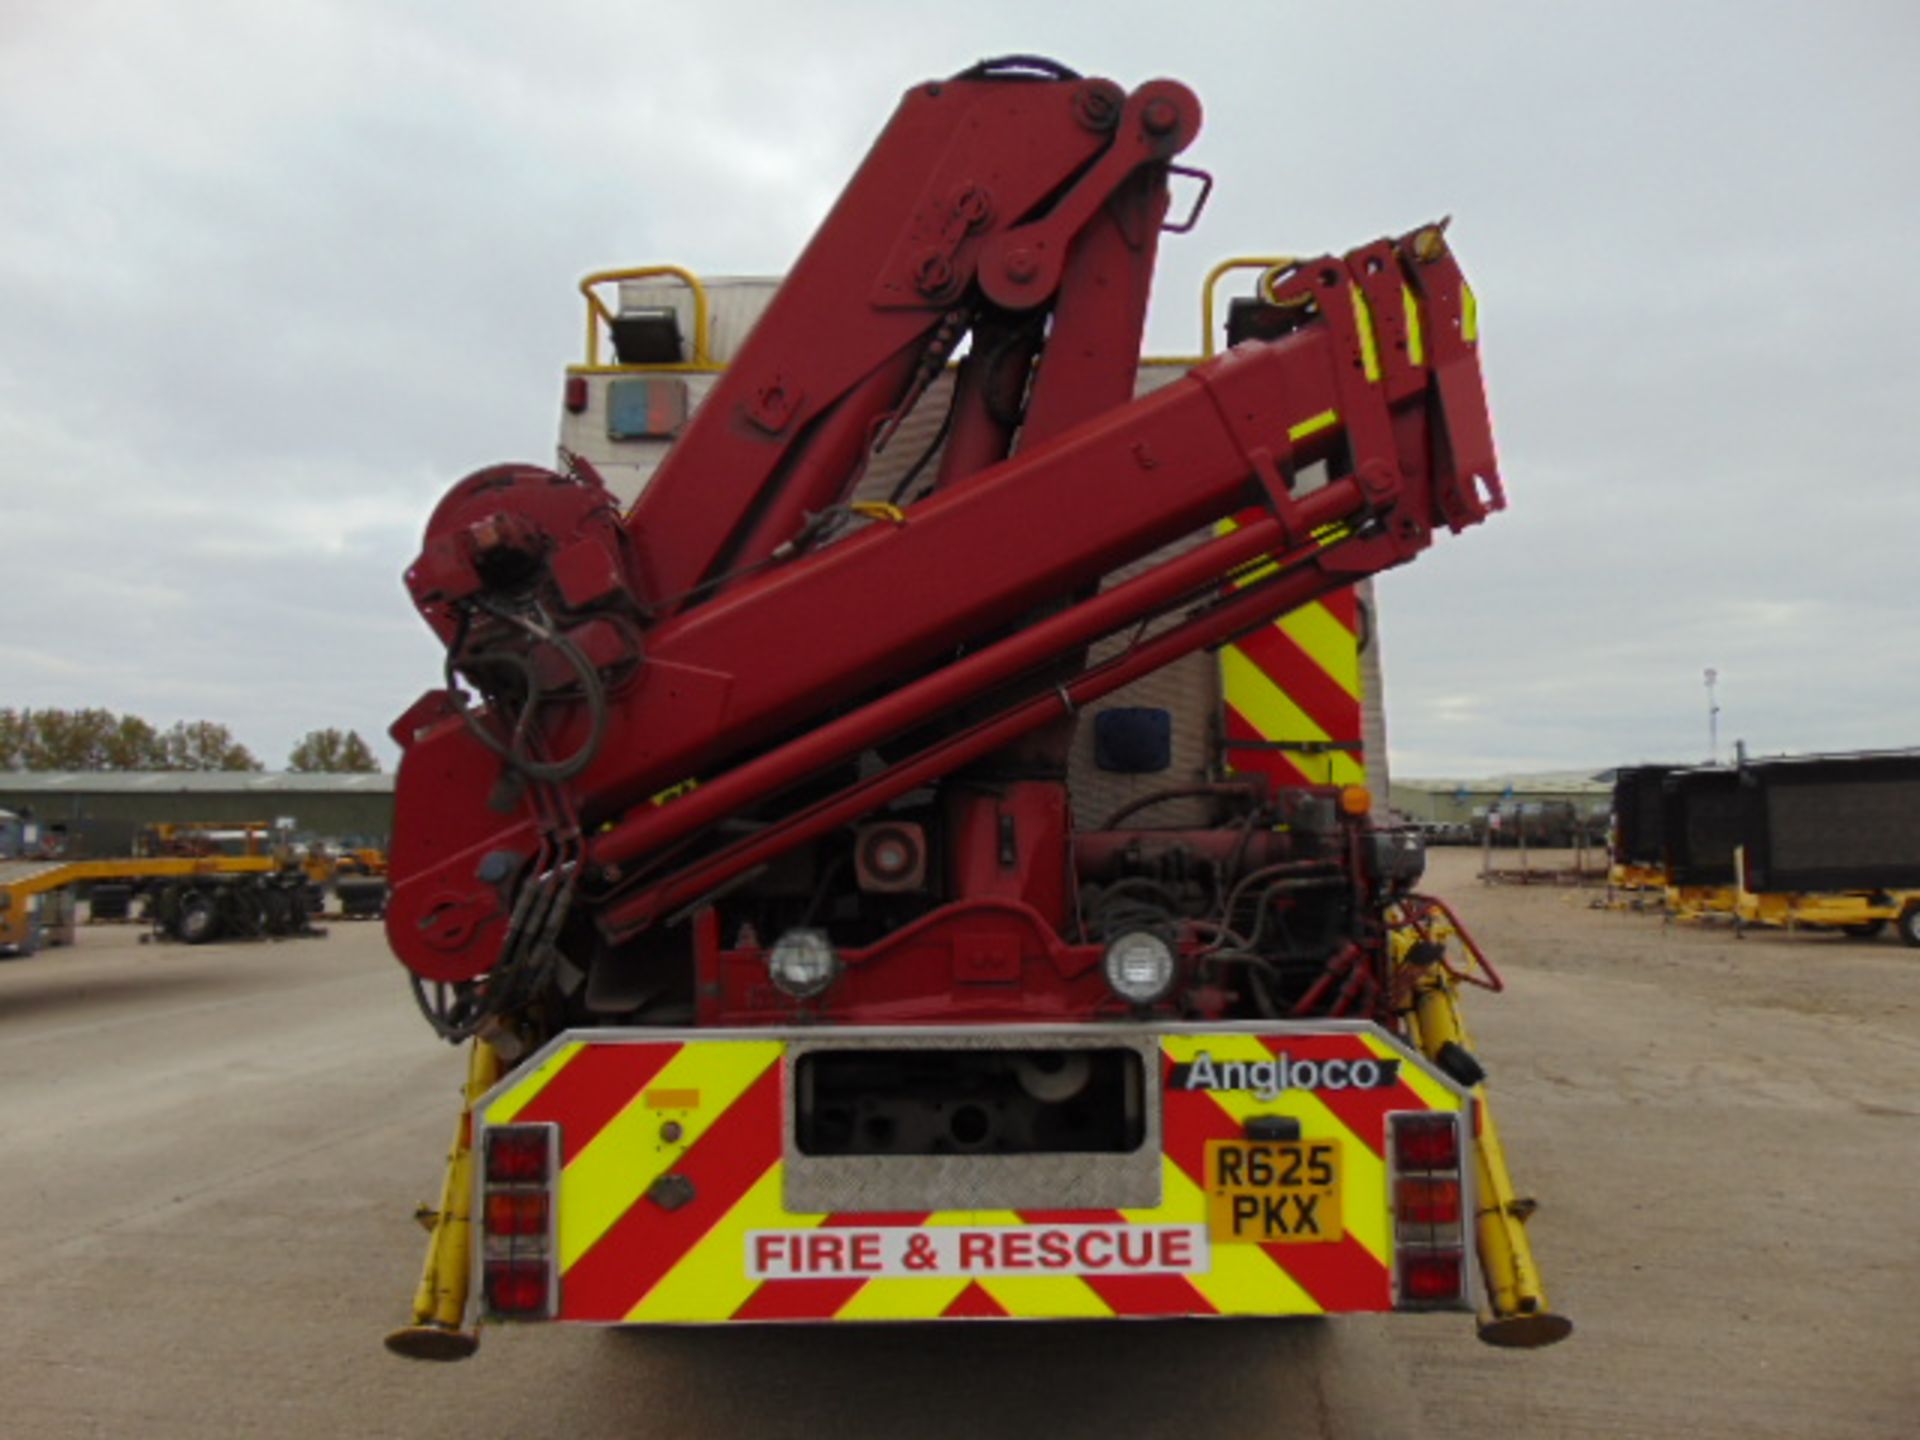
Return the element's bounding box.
[1392,1113,1460,1172]
[1396,1177,1462,1226]
[1400,1250,1464,1303]
[564,375,589,414]
[485,1127,551,1184]
[484,1191,550,1237]
[484,1259,550,1316]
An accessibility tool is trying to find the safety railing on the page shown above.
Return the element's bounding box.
[1199,255,1303,359]
[577,265,714,371]
[574,256,1300,372]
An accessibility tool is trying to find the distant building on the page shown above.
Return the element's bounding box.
[0,771,394,857]
[1389,771,1613,832]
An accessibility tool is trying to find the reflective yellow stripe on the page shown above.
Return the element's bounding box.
[1158,1035,1387,1276]
[1227,554,1281,589]
[1217,513,1328,591]
[624,1188,1121,1323]
[483,1041,584,1125]
[624,1166,818,1321]
[1402,285,1425,366]
[560,1041,781,1270]
[1277,601,1361,698]
[1219,647,1366,786]
[1460,282,1478,343]
[1288,408,1339,442]
[833,1275,972,1319]
[1350,289,1381,382]
[945,1209,1117,1319]
[981,1272,1115,1318]
[1172,1047,1388,1269]
[542,1030,1431,1323]
[832,1214,982,1319]
[1133,1156,1324,1315]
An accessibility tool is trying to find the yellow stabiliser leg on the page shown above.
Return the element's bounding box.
[1408,970,1573,1348]
[384,1041,501,1361]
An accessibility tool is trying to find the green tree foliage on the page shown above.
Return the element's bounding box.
[0,709,261,771]
[105,713,167,768]
[161,720,263,772]
[286,727,382,774]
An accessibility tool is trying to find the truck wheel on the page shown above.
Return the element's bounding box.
[1900,904,1920,949]
[175,891,221,945]
[1841,920,1887,939]
[260,886,295,934]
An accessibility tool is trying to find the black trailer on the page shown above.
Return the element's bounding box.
[1662,767,1742,890]
[1740,752,1920,899]
[1610,765,1674,871]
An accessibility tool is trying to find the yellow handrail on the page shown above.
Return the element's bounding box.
[579,265,713,368]
[1199,255,1301,358]
[575,259,1283,369]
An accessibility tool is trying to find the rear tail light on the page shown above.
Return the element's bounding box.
[1391,1112,1460,1172]
[1395,1177,1462,1227]
[486,1126,553,1184]
[478,1123,557,1320]
[1398,1250,1465,1303]
[564,375,589,414]
[1390,1110,1471,1312]
[484,1190,551,1237]
[484,1260,552,1316]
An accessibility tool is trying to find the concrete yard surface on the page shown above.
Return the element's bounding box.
[2,851,1916,1438]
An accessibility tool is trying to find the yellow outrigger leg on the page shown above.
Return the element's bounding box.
[385,1041,501,1361]
[1393,900,1573,1348]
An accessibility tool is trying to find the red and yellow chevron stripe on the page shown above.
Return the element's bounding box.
[1214,515,1366,789]
[476,1028,1459,1323]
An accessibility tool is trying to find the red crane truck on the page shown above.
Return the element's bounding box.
[383,57,1568,1357]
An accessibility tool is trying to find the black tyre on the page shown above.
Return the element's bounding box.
[1841,920,1887,940]
[260,886,296,934]
[175,890,221,945]
[218,886,260,938]
[88,884,134,922]
[337,877,388,918]
[1900,904,1920,950]
[153,883,182,931]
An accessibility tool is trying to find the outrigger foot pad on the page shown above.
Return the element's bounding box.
[384,1325,481,1362]
[1477,1312,1574,1349]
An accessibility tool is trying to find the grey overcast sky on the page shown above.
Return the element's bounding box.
[2,1,1916,777]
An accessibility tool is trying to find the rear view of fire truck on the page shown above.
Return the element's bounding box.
[383,57,1568,1357]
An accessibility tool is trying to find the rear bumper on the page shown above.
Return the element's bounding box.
[473,1021,1472,1324]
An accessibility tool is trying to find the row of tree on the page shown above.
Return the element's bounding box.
[0,710,381,773]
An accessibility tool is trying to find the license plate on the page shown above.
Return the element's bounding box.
[1203,1138,1344,1244]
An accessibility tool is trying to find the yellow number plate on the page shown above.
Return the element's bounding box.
[1203,1139,1344,1244]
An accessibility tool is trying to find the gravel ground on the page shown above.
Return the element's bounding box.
[1,850,1914,1438]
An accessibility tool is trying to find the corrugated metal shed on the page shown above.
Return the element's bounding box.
[1389,772,1611,824]
[0,771,394,795]
[0,772,393,856]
